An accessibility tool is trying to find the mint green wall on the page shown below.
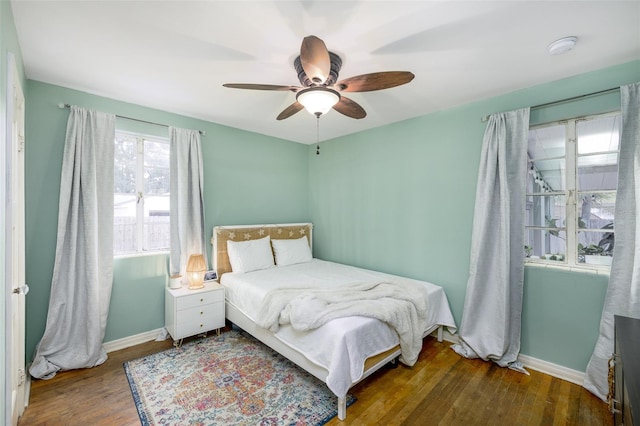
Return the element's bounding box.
[1,0,26,418]
[25,81,309,357]
[521,268,608,369]
[310,60,640,372]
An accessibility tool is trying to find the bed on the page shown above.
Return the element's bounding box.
[212,223,457,420]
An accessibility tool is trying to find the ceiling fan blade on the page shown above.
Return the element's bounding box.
[334,71,415,92]
[332,96,366,119]
[300,35,331,85]
[276,102,304,120]
[223,83,299,92]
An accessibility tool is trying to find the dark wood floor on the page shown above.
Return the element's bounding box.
[18,334,611,425]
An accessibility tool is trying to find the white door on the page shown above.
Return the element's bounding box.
[6,52,27,426]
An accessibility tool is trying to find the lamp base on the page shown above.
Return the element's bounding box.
[188,283,205,290]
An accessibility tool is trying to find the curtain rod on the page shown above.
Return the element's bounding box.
[480,87,619,122]
[58,103,206,135]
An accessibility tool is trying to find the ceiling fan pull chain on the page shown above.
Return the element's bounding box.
[316,115,320,155]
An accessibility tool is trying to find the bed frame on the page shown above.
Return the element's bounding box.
[212,223,443,420]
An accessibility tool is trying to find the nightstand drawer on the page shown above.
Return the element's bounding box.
[176,302,224,337]
[176,289,224,310]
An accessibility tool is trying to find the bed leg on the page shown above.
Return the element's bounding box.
[338,396,347,420]
[437,325,444,342]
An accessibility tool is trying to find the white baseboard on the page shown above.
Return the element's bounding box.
[430,329,585,386]
[435,329,458,344]
[518,354,585,386]
[103,328,166,353]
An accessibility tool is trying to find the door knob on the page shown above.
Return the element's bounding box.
[13,284,29,295]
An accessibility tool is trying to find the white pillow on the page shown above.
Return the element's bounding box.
[271,236,312,266]
[227,236,274,273]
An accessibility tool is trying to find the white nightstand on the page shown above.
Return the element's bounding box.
[165,281,225,346]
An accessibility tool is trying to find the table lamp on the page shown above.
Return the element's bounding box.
[186,254,206,290]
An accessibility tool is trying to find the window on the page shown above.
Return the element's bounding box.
[114,131,170,255]
[525,112,620,269]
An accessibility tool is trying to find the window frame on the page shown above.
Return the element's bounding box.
[114,130,170,257]
[524,110,620,273]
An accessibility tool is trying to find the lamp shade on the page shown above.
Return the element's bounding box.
[186,254,207,290]
[296,87,340,116]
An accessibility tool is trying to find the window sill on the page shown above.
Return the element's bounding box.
[114,250,169,260]
[525,260,610,276]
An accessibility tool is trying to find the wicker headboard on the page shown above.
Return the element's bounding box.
[212,223,313,279]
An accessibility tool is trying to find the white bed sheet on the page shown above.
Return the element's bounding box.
[221,259,456,396]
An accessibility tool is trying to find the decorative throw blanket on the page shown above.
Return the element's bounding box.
[255,281,430,366]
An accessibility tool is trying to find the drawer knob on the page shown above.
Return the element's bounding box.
[200,324,203,328]
[200,311,203,315]
[200,298,204,302]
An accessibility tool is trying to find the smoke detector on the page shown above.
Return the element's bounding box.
[547,36,578,55]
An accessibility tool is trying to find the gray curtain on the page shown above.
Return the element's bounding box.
[584,82,640,401]
[30,106,115,379]
[169,127,207,278]
[452,108,530,372]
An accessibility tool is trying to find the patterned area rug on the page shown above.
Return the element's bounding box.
[124,329,355,425]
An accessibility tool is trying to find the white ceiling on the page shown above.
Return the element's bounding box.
[11,0,640,144]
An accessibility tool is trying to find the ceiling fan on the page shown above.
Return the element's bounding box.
[223,35,415,120]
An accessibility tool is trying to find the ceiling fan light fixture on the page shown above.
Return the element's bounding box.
[296,87,340,117]
[224,36,414,121]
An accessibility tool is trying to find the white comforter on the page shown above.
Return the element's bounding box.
[221,259,457,397]
[255,280,430,366]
